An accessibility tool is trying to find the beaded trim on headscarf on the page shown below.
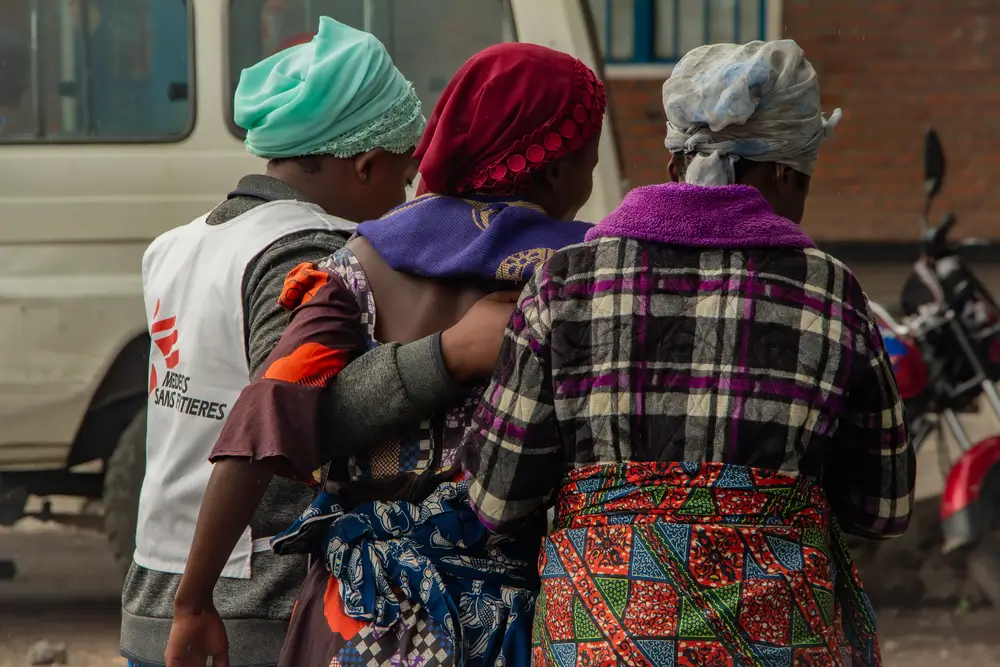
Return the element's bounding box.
[246,85,426,159]
[463,60,607,196]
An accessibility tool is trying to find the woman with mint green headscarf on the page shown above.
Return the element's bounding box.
[124,17,516,667]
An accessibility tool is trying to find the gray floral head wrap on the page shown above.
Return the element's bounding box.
[663,40,842,186]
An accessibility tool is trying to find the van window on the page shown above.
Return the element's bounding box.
[227,0,515,138]
[0,0,193,142]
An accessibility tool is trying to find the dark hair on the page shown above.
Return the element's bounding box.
[267,155,324,175]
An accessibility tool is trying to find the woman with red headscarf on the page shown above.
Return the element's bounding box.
[165,42,606,667]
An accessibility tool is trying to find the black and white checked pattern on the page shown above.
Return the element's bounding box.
[347,599,452,667]
[411,421,436,474]
[466,237,915,540]
[351,625,392,667]
[407,617,452,667]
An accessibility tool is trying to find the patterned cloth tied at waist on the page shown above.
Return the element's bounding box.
[555,461,831,529]
[271,478,540,657]
[534,462,881,667]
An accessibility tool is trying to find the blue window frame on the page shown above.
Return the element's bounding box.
[588,0,767,64]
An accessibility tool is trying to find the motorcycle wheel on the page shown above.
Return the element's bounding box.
[965,469,1000,607]
[968,535,1000,608]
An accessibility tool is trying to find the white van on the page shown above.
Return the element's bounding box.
[0,0,623,568]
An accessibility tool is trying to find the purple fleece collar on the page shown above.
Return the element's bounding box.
[585,183,815,249]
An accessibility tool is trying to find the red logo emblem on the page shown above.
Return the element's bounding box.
[149,299,179,395]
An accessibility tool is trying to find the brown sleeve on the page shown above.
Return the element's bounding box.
[210,263,367,482]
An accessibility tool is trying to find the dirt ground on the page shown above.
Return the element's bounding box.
[0,520,998,667]
[0,521,125,667]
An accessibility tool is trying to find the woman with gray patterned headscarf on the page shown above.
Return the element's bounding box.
[463,39,911,667]
[664,39,842,222]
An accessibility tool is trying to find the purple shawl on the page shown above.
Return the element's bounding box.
[585,183,815,249]
[356,194,591,282]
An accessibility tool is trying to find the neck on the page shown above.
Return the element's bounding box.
[505,186,567,220]
[264,165,359,221]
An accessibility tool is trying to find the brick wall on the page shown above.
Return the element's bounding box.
[607,0,1000,242]
[607,78,669,192]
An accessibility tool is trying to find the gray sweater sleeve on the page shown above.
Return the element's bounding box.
[242,230,464,453]
[322,335,465,448]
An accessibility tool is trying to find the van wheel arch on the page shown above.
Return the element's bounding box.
[67,333,150,467]
[67,333,150,573]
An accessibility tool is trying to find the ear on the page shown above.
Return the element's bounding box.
[542,160,564,190]
[354,149,381,183]
[773,163,802,194]
[667,154,681,183]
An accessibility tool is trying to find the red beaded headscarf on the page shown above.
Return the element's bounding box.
[414,43,606,197]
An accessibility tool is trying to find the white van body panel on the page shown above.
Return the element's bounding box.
[0,1,257,469]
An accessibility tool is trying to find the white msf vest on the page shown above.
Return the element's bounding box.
[134,199,355,578]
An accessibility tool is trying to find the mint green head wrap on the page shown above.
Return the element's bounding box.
[234,17,426,160]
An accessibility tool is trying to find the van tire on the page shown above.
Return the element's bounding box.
[103,407,146,574]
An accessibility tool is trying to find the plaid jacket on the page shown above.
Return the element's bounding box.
[465,236,915,539]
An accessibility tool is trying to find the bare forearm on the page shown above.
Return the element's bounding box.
[173,458,275,614]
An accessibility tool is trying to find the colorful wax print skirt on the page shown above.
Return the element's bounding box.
[532,462,880,667]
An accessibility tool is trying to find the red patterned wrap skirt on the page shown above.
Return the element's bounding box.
[532,462,880,667]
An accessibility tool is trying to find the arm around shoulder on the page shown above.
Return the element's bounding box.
[322,333,465,451]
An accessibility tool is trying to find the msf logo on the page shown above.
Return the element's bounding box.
[149,299,180,395]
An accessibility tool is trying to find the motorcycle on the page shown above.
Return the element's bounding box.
[871,128,1000,605]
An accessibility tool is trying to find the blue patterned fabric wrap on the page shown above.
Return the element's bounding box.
[271,480,541,667]
[355,194,592,282]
